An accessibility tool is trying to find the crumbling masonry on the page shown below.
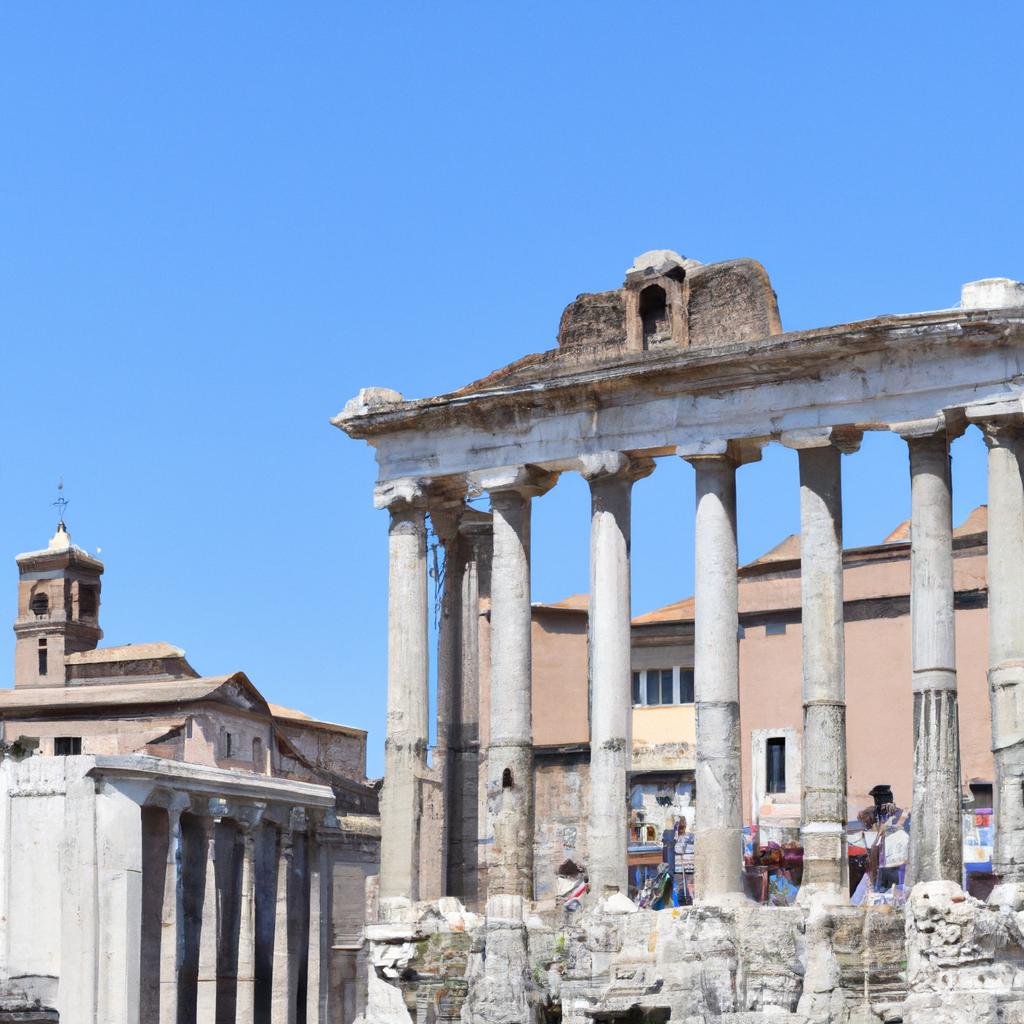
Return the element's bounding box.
[337,253,1024,1021]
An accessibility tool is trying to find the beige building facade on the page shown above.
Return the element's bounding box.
[0,523,379,1024]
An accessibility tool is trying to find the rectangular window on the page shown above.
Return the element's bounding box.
[679,670,695,704]
[632,672,641,705]
[54,737,82,756]
[766,737,786,793]
[37,639,47,676]
[765,622,787,636]
[659,669,673,705]
[225,732,234,757]
[645,671,660,705]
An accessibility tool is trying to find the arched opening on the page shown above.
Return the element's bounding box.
[30,591,49,617]
[639,284,671,348]
[502,767,514,789]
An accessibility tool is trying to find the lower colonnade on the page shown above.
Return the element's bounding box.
[373,410,1024,908]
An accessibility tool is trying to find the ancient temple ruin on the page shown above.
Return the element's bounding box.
[337,251,1024,1022]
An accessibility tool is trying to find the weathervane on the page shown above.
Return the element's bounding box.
[52,478,69,529]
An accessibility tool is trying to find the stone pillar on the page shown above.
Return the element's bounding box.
[375,478,429,903]
[271,826,294,1024]
[580,452,654,896]
[235,810,261,1023]
[306,827,323,1024]
[981,421,1024,882]
[448,511,491,906]
[469,465,556,898]
[195,816,220,1023]
[901,423,963,885]
[784,430,859,899]
[158,800,187,1024]
[680,443,746,900]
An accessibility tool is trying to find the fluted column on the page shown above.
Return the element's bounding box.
[469,465,556,898]
[580,452,654,896]
[235,809,261,1022]
[158,799,188,1024]
[784,429,859,899]
[981,420,1024,882]
[195,816,220,1023]
[900,421,963,885]
[680,442,747,900]
[270,826,294,1024]
[375,478,429,903]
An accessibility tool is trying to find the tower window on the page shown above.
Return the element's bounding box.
[502,768,514,789]
[30,592,49,617]
[766,737,786,794]
[639,284,671,348]
[79,585,97,620]
[225,731,234,757]
[38,639,48,676]
[54,737,82,756]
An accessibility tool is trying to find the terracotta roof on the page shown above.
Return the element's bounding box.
[268,703,366,737]
[532,593,589,613]
[65,642,186,665]
[633,595,695,625]
[883,518,911,543]
[0,673,264,713]
[955,504,988,537]
[742,533,800,567]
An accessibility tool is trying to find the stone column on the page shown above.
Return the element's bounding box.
[375,478,429,903]
[270,825,294,1024]
[900,422,963,885]
[784,430,859,899]
[580,452,654,897]
[306,828,324,1024]
[448,511,491,906]
[981,420,1024,883]
[195,815,220,1023]
[235,809,261,1023]
[469,465,556,898]
[158,799,187,1024]
[680,443,746,900]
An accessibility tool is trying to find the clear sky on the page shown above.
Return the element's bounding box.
[1,4,1021,777]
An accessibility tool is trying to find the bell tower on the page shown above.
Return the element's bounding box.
[13,523,103,688]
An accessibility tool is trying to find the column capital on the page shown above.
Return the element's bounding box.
[468,464,557,500]
[577,451,656,484]
[891,410,966,443]
[374,477,428,512]
[780,426,862,454]
[236,803,266,833]
[676,438,764,466]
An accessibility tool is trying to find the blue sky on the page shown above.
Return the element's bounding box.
[1,4,1021,776]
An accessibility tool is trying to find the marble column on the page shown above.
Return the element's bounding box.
[447,512,490,906]
[431,504,464,901]
[158,800,187,1024]
[306,830,324,1024]
[235,811,260,1023]
[580,452,654,896]
[270,826,294,1024]
[982,421,1024,882]
[195,816,219,1023]
[902,424,963,885]
[469,465,555,898]
[784,430,859,898]
[375,479,429,903]
[681,444,744,900]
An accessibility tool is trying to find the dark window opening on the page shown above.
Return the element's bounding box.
[646,670,660,705]
[30,592,49,617]
[55,736,81,756]
[679,669,695,704]
[766,737,786,794]
[766,621,787,636]
[37,639,48,676]
[639,285,671,348]
[659,668,673,705]
[225,732,234,757]
[502,768,514,789]
[252,736,263,768]
[631,672,641,705]
[79,585,97,619]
